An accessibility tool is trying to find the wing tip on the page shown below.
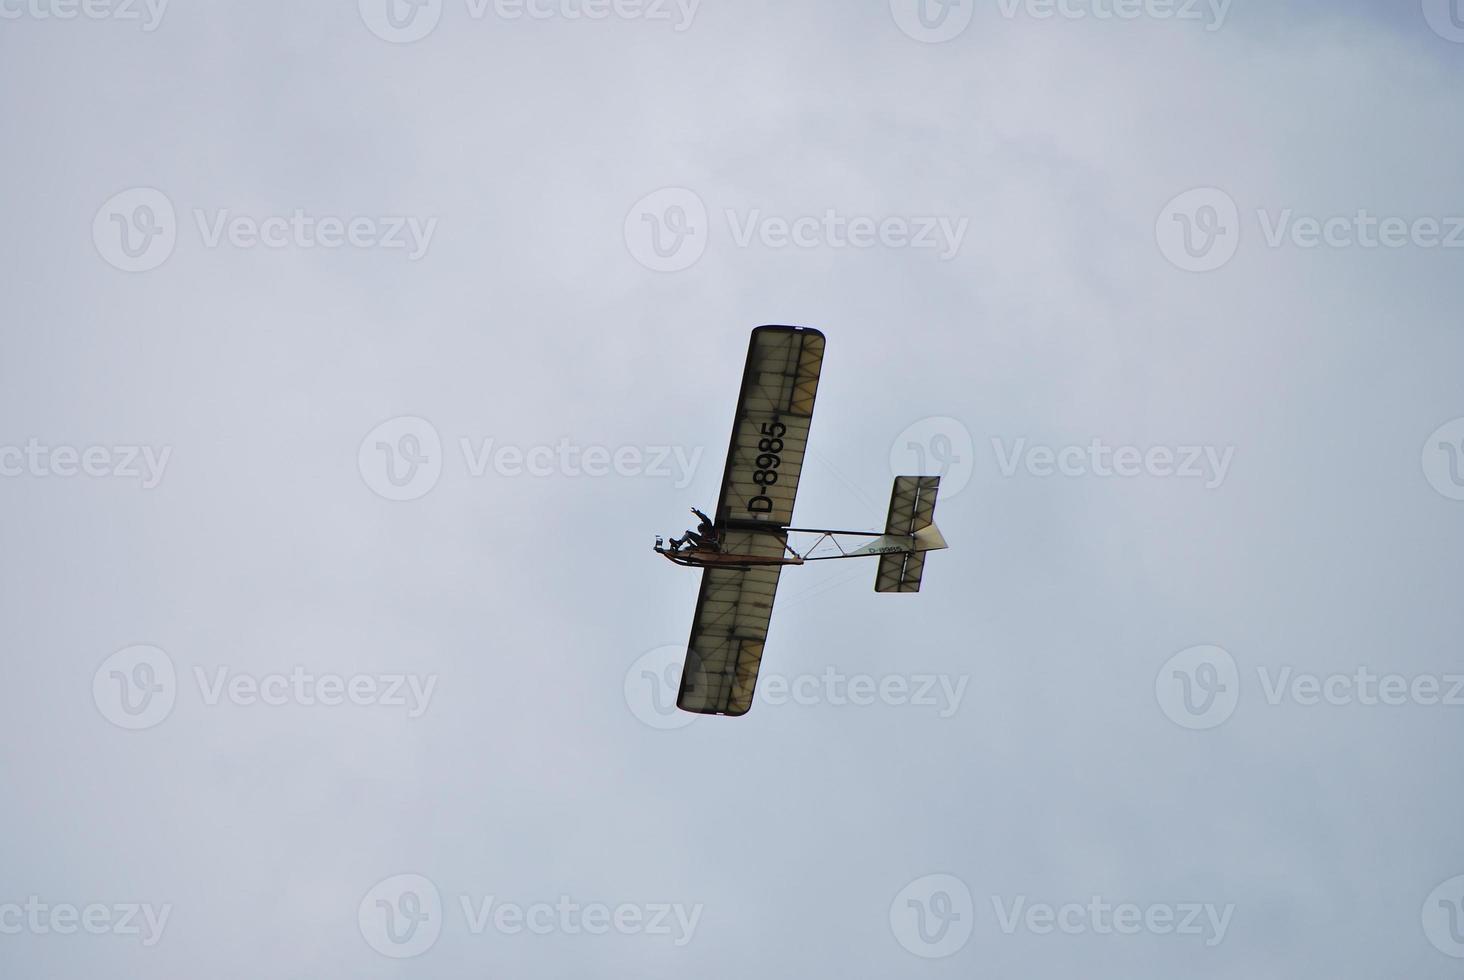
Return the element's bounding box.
[752,324,826,343]
[674,695,754,718]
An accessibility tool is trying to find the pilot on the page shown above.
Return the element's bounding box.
[690,508,718,550]
[670,509,717,552]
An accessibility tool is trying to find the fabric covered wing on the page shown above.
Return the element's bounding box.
[715,326,825,529]
[884,476,940,534]
[677,528,788,716]
[874,476,941,593]
[875,550,927,594]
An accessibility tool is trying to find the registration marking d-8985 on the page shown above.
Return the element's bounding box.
[747,420,786,516]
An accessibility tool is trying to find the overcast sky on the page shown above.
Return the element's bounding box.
[3,1,1464,977]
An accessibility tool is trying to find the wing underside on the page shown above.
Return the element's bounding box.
[679,327,824,716]
[715,326,825,529]
[677,529,787,716]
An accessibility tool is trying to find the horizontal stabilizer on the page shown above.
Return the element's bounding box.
[875,476,944,593]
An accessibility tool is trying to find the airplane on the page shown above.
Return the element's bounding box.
[655,325,948,716]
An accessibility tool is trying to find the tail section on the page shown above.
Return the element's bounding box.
[874,476,946,593]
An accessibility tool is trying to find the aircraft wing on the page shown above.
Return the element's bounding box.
[677,528,788,716]
[714,326,826,529]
